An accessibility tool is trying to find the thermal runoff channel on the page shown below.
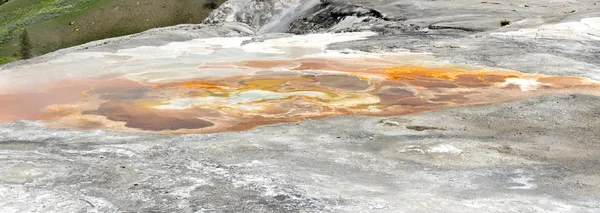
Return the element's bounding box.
[1,32,599,133]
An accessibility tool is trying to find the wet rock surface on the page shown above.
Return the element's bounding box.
[2,0,600,212]
[203,0,298,30]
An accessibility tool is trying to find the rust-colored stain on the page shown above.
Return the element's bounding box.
[166,81,228,90]
[1,59,599,134]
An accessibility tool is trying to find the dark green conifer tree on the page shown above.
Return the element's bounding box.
[19,29,32,59]
[204,0,218,9]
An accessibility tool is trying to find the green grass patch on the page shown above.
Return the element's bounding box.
[0,0,225,65]
[0,56,17,64]
[500,19,510,27]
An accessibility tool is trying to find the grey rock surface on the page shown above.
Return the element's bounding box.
[2,0,600,212]
[324,0,600,80]
[1,95,599,212]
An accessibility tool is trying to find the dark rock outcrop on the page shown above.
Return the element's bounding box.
[288,1,386,34]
